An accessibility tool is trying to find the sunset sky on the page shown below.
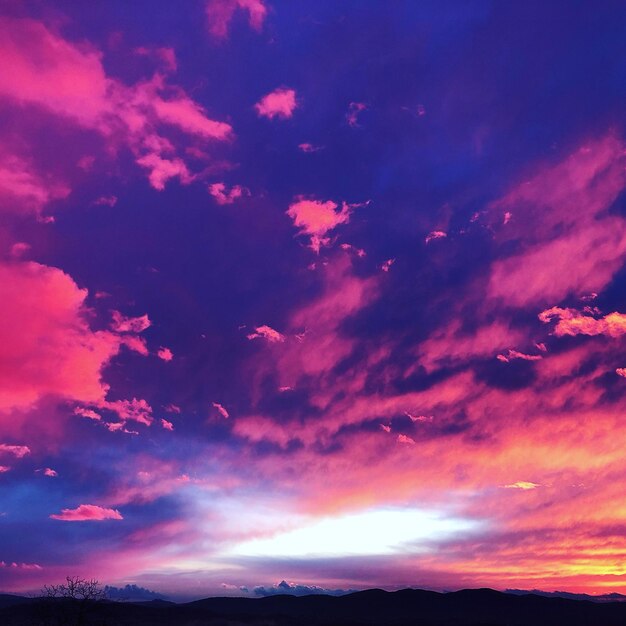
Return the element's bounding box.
[2,0,626,601]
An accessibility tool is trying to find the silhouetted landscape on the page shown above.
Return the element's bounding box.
[4,587,626,625]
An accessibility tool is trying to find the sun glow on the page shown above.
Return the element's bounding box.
[228,508,479,558]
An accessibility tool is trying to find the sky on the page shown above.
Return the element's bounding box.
[1,0,626,601]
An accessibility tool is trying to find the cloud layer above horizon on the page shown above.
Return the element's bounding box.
[2,0,626,600]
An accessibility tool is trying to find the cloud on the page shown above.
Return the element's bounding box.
[487,137,626,307]
[0,155,70,217]
[496,350,543,363]
[209,182,248,205]
[212,402,230,418]
[157,347,174,361]
[503,482,541,490]
[0,444,31,458]
[539,307,626,338]
[105,584,166,601]
[397,434,416,445]
[255,88,297,120]
[425,230,447,244]
[419,320,525,373]
[205,0,267,40]
[346,102,367,127]
[616,368,626,378]
[0,17,232,192]
[0,561,42,570]
[102,398,153,426]
[43,468,58,477]
[161,419,174,431]
[111,311,152,333]
[121,335,149,356]
[246,325,285,343]
[50,504,123,521]
[286,198,352,253]
[253,580,352,597]
[406,413,433,423]
[136,153,193,191]
[381,258,395,272]
[0,261,126,416]
[74,407,101,421]
[298,143,324,153]
[91,195,117,207]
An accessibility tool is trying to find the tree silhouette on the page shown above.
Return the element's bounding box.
[37,577,109,626]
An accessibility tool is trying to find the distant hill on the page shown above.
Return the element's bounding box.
[0,594,32,609]
[506,588,626,603]
[5,587,626,625]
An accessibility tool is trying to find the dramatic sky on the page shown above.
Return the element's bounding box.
[2,0,626,600]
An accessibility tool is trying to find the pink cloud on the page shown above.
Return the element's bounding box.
[43,468,58,477]
[0,155,70,217]
[151,95,232,141]
[617,368,626,378]
[254,88,297,120]
[50,504,123,521]
[110,311,151,333]
[209,182,248,205]
[91,195,117,207]
[488,137,626,307]
[286,198,352,253]
[212,402,230,419]
[0,17,232,193]
[161,419,174,431]
[135,153,193,191]
[406,413,433,423]
[10,243,31,258]
[298,143,324,153]
[425,230,447,244]
[157,347,174,361]
[340,243,366,258]
[232,415,294,448]
[0,561,42,570]
[134,46,177,73]
[0,466,10,473]
[205,0,267,40]
[539,307,626,338]
[419,320,525,373]
[104,422,138,435]
[246,325,285,343]
[381,258,395,272]
[397,434,416,445]
[346,102,367,127]
[0,261,122,414]
[496,349,543,363]
[164,403,181,414]
[102,398,153,426]
[380,424,391,433]
[121,335,149,356]
[74,407,101,421]
[0,444,30,458]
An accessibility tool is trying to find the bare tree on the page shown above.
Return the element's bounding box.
[43,576,107,603]
[37,577,110,626]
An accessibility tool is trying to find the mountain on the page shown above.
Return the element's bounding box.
[506,588,626,603]
[4,587,626,625]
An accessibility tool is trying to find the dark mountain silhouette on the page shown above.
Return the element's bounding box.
[4,587,626,625]
[506,588,626,603]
